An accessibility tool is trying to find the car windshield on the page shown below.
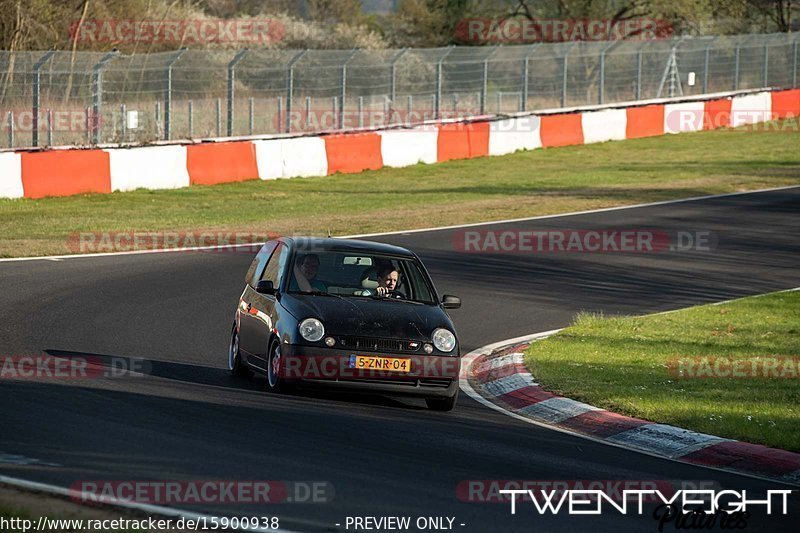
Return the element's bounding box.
[288,251,436,304]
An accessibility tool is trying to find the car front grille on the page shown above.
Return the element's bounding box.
[337,336,422,353]
[325,377,453,389]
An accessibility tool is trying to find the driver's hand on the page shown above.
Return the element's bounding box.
[376,286,388,296]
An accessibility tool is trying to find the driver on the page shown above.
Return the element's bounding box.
[375,265,404,299]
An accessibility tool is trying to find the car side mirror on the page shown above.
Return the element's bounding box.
[255,280,276,295]
[442,294,461,309]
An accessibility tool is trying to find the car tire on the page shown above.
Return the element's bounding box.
[426,390,458,412]
[266,339,294,393]
[229,325,251,378]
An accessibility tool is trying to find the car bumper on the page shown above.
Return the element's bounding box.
[278,344,460,398]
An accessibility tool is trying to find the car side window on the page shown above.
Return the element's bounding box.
[245,241,278,287]
[402,261,435,303]
[260,243,289,288]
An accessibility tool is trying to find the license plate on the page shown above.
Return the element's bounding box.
[349,355,411,372]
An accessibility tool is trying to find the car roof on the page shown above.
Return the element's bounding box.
[282,237,416,258]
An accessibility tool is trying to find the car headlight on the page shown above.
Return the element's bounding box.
[299,318,325,342]
[432,328,456,353]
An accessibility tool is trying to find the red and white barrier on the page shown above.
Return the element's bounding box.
[325,132,383,175]
[730,91,772,127]
[488,116,541,155]
[280,137,328,178]
[664,101,705,134]
[21,149,111,199]
[253,137,329,179]
[0,152,23,199]
[1,88,796,199]
[378,127,438,166]
[108,145,190,192]
[581,109,627,144]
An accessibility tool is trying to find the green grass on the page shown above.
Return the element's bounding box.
[0,119,798,257]
[524,289,800,452]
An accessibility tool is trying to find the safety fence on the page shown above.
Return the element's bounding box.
[0,32,798,149]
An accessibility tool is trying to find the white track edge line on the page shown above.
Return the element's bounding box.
[0,474,299,533]
[459,332,799,489]
[2,184,798,263]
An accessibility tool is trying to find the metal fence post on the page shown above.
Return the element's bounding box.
[521,44,540,112]
[733,45,741,90]
[216,98,222,136]
[793,39,798,88]
[598,42,615,104]
[46,109,53,146]
[90,50,119,144]
[561,43,576,108]
[481,46,500,114]
[703,39,715,94]
[390,48,407,104]
[188,100,193,137]
[227,49,249,137]
[340,49,358,130]
[436,46,454,119]
[164,48,186,141]
[285,49,308,133]
[31,50,56,147]
[120,104,126,140]
[636,47,644,100]
[249,97,254,135]
[155,102,161,139]
[305,96,311,130]
[762,43,769,87]
[276,97,282,134]
[332,96,338,129]
[85,106,91,144]
[7,112,14,148]
[358,96,364,128]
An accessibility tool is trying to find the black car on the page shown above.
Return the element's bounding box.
[228,237,462,411]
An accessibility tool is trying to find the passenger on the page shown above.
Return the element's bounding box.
[291,254,327,292]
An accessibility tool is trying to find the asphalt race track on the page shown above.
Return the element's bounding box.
[1,187,799,532]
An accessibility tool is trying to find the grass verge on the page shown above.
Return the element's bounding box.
[524,289,800,452]
[0,119,798,257]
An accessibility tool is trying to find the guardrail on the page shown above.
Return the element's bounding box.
[1,87,797,200]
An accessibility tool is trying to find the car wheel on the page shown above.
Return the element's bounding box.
[229,325,251,378]
[266,339,293,393]
[426,390,458,412]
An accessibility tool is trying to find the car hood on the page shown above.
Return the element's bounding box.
[281,293,454,340]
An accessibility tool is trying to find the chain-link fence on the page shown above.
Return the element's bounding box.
[1,32,797,149]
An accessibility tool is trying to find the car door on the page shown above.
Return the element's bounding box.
[241,242,289,368]
[239,241,278,365]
